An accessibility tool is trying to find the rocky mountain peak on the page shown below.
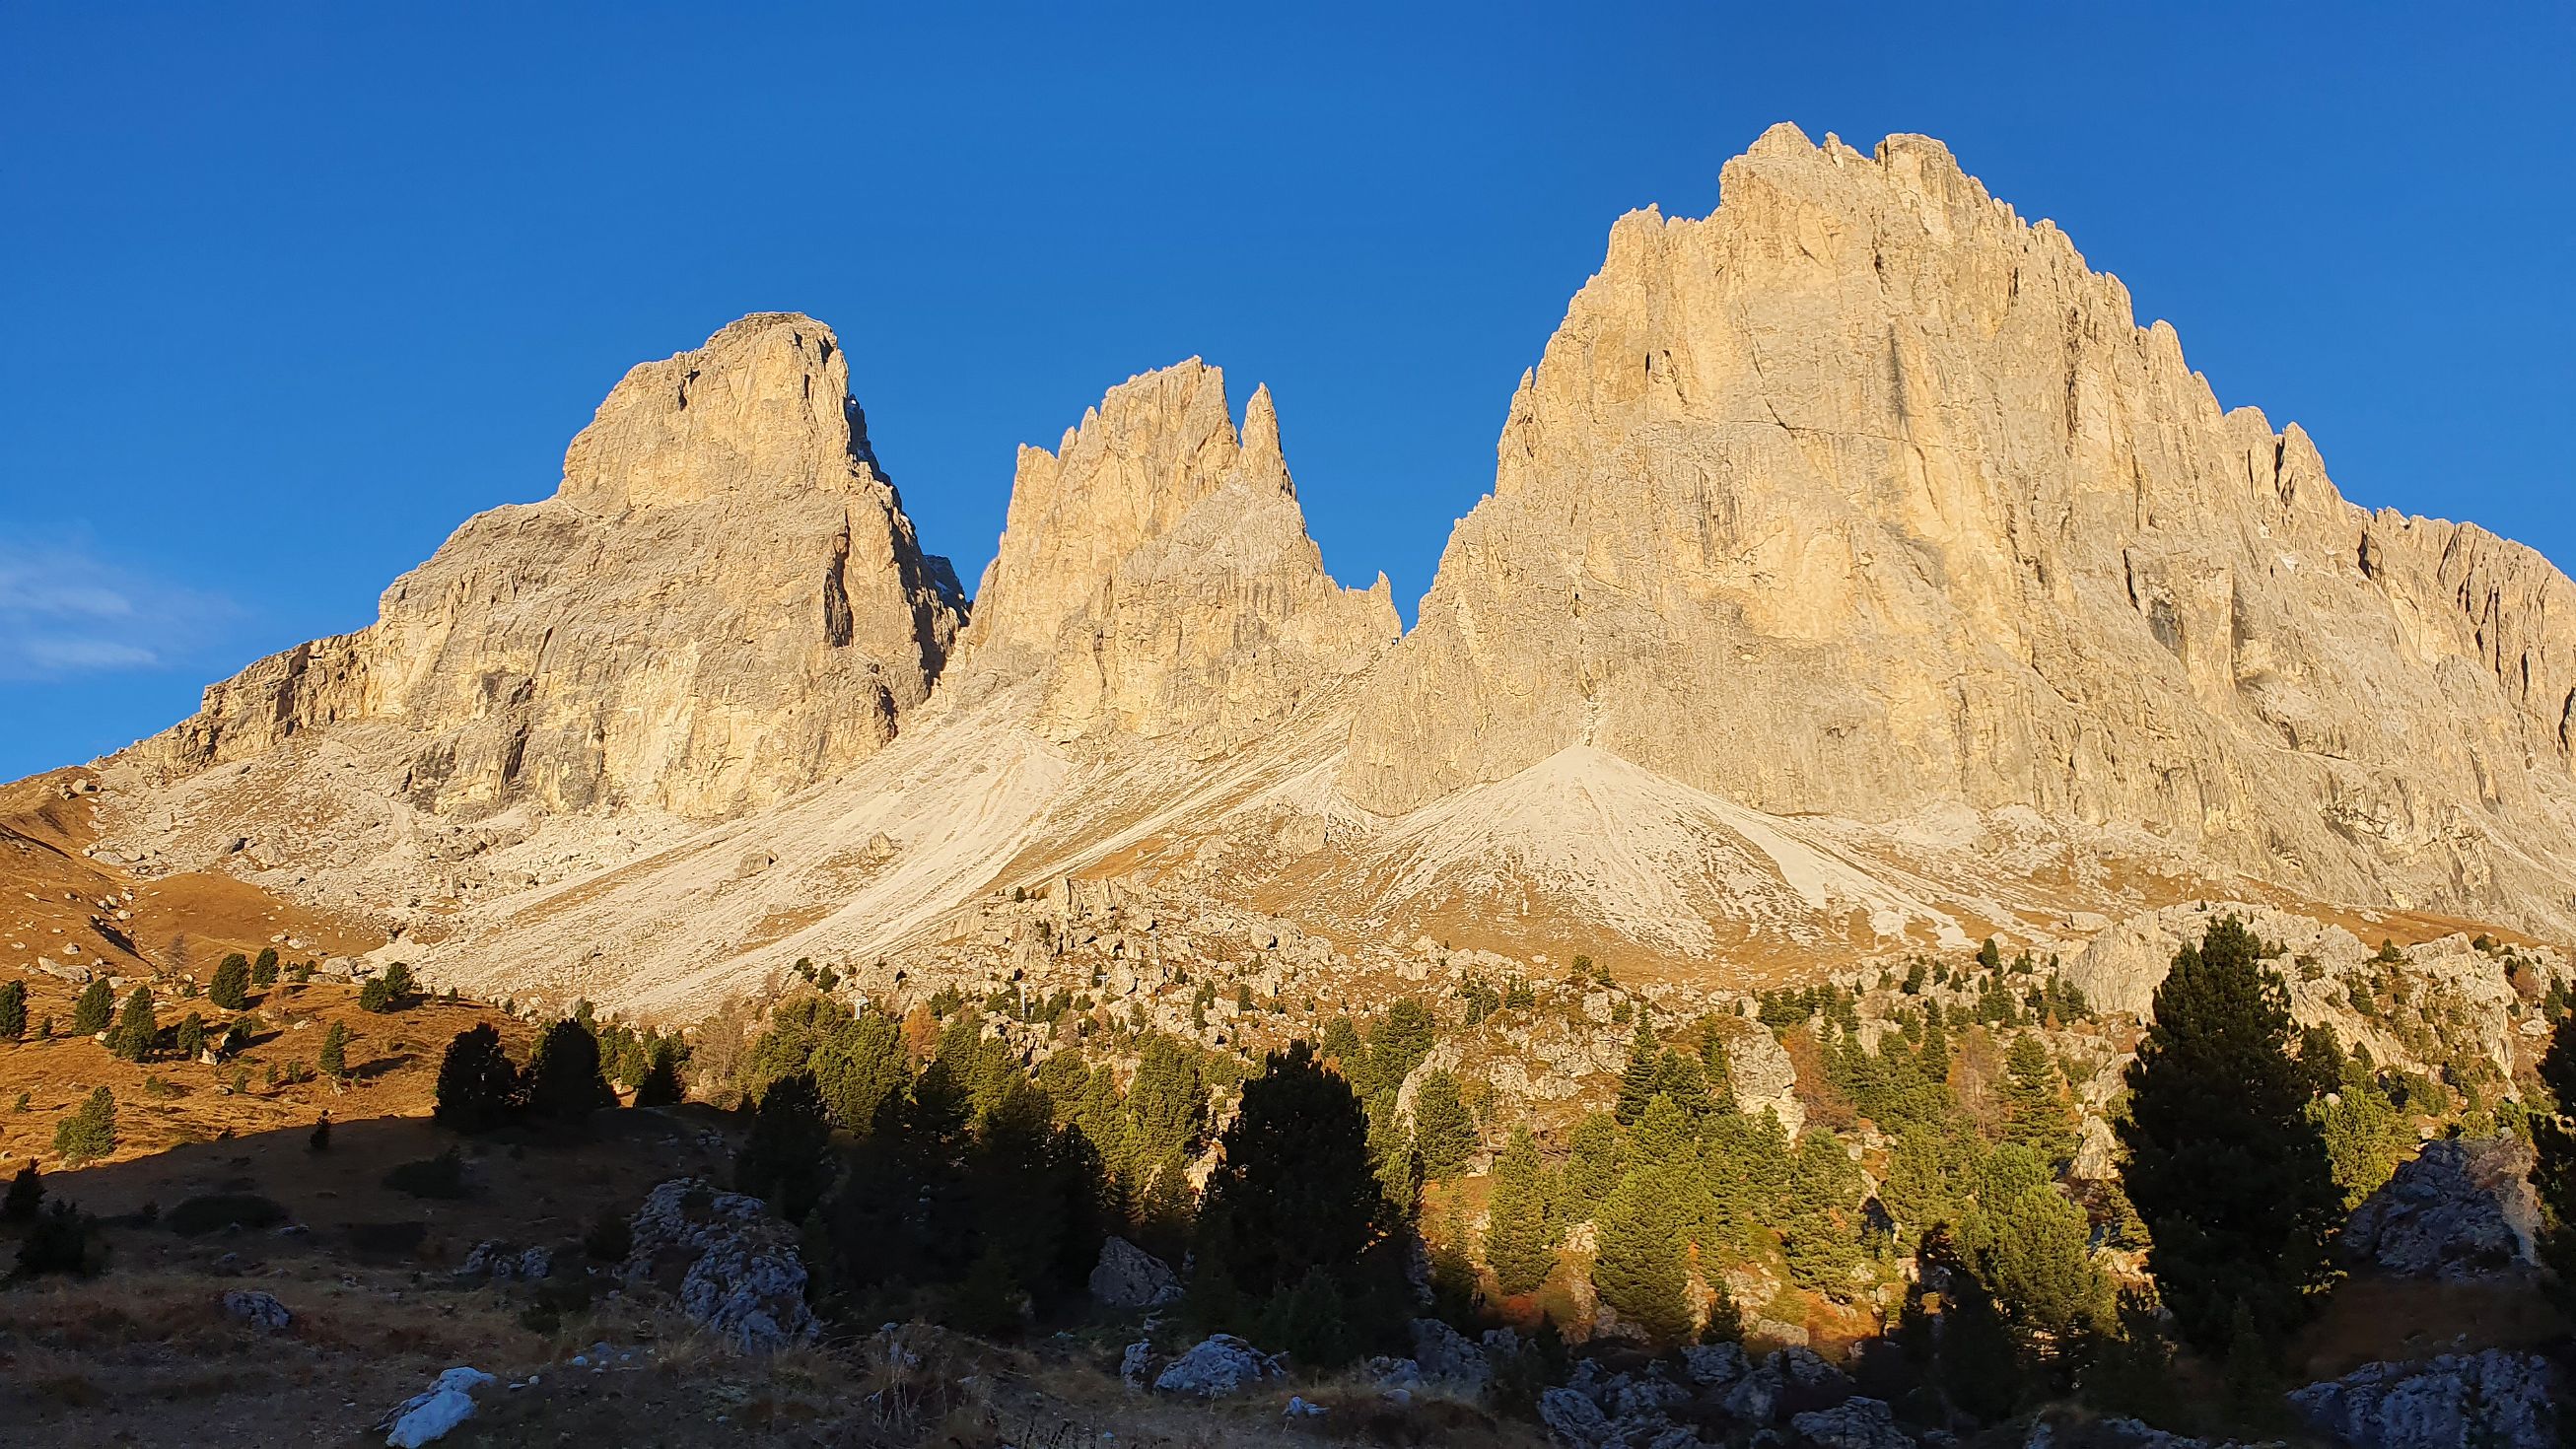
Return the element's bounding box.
[956,360,1395,746]
[1350,125,2576,937]
[133,312,964,822]
[563,312,875,513]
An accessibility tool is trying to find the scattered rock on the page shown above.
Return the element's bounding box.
[379,1366,495,1448]
[1118,1339,1158,1390]
[1087,1235,1182,1308]
[458,1240,553,1281]
[2290,1349,2560,1449]
[220,1289,291,1331]
[1151,1334,1282,1398]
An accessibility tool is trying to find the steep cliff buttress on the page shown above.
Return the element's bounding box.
[134,313,966,821]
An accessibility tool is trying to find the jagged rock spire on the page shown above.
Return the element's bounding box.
[957,359,1395,746]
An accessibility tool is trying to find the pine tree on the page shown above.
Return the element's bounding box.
[1365,1089,1421,1208]
[736,1070,833,1222]
[1999,1033,2076,1167]
[251,946,280,986]
[1918,1001,1952,1083]
[634,1041,687,1107]
[1699,1025,1737,1112]
[318,1020,348,1081]
[1591,1173,1692,1344]
[174,1011,207,1060]
[53,1085,116,1165]
[1562,1110,1622,1215]
[1978,1183,2111,1345]
[2529,1015,2576,1317]
[0,980,25,1039]
[72,977,114,1035]
[1484,1124,1561,1296]
[1630,1093,1699,1165]
[1126,1034,1209,1166]
[1780,1128,1865,1296]
[1615,1021,1660,1125]
[208,953,251,1010]
[1364,999,1438,1098]
[1319,1014,1362,1072]
[1411,1069,1477,1179]
[812,1010,908,1131]
[523,1017,614,1119]
[2,1160,42,1221]
[433,1023,522,1133]
[2312,1073,2409,1208]
[106,985,157,1061]
[1195,1039,1400,1356]
[2116,915,2339,1352]
[1649,1049,1714,1118]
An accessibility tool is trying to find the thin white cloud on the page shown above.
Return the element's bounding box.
[0,538,236,679]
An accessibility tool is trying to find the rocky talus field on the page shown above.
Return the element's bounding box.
[3,126,2572,1447]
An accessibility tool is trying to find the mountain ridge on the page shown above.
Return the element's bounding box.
[44,124,2576,1015]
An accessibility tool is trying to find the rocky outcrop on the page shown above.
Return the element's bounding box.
[135,314,964,822]
[1086,1235,1182,1308]
[2342,1136,2539,1279]
[955,360,1396,747]
[1346,123,2576,940]
[1150,1333,1283,1397]
[624,1177,819,1353]
[2290,1349,2560,1449]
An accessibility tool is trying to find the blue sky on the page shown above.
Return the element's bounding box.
[4,4,2571,781]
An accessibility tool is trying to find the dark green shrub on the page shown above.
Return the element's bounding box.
[383,1147,469,1200]
[166,1192,288,1235]
[14,1200,104,1279]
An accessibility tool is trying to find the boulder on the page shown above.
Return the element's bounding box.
[2342,1138,2537,1279]
[1087,1235,1182,1308]
[624,1177,818,1353]
[2290,1349,2560,1449]
[221,1289,291,1332]
[1791,1397,1915,1449]
[1152,1334,1282,1398]
[1118,1339,1158,1390]
[379,1366,495,1448]
[1682,1341,1751,1388]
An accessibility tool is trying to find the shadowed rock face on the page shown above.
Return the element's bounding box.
[953,358,1398,749]
[1346,123,2576,935]
[135,313,965,821]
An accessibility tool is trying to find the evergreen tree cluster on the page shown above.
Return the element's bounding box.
[432,1016,617,1133]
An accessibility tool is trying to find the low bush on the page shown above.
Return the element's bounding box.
[383,1147,469,1200]
[166,1192,289,1236]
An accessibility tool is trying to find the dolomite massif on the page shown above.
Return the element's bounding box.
[46,123,2576,1018]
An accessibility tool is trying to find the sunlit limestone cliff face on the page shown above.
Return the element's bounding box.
[1344,123,2576,935]
[950,359,1399,749]
[134,314,965,821]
